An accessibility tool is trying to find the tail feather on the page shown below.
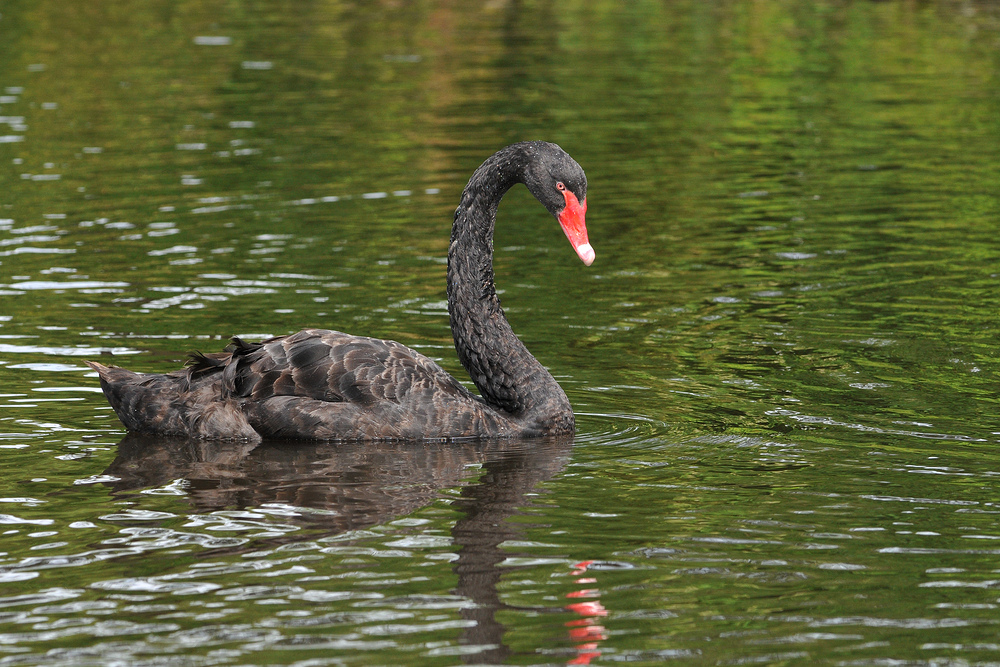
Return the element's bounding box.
[186,350,231,387]
[86,360,261,442]
[227,336,263,355]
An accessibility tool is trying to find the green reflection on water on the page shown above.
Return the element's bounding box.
[2,1,1000,665]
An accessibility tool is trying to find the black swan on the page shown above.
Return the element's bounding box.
[88,141,593,442]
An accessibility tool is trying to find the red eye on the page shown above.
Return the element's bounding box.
[556,182,566,191]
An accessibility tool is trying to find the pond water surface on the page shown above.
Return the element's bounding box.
[3,2,1000,665]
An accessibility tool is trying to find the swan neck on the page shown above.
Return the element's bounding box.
[446,148,571,427]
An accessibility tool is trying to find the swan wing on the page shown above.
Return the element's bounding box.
[197,329,512,439]
[219,328,476,407]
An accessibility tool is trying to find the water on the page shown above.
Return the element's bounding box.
[2,1,1000,664]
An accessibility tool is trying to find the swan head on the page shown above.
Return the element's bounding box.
[521,142,594,266]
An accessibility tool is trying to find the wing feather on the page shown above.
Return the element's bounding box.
[222,329,473,409]
[95,328,514,441]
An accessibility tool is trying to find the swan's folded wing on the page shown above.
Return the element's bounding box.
[222,328,476,407]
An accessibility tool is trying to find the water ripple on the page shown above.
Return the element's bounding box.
[0,343,139,356]
[0,588,82,609]
[7,281,129,290]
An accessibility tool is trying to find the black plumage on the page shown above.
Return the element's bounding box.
[88,142,592,442]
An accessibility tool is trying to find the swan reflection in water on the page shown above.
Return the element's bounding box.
[101,435,588,663]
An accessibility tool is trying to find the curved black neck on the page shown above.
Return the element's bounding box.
[447,145,572,429]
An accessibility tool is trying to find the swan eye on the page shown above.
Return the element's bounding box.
[556,182,566,191]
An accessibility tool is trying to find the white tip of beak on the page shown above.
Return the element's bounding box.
[576,243,595,266]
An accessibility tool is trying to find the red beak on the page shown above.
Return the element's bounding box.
[557,190,594,266]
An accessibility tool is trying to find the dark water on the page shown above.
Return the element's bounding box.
[3,1,1000,664]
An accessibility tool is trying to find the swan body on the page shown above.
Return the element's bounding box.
[89,141,592,442]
